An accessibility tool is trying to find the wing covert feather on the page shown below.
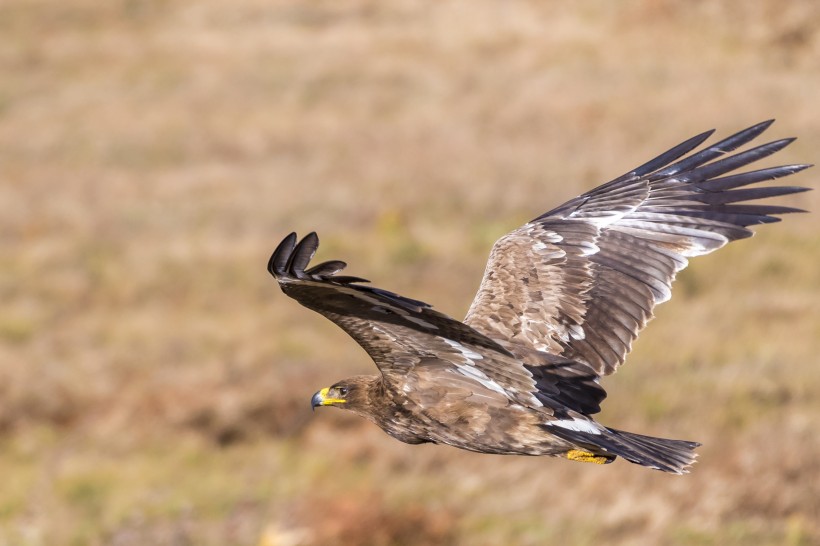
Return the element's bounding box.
[464,121,810,375]
[268,233,545,408]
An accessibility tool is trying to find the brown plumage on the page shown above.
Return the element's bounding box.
[269,120,810,473]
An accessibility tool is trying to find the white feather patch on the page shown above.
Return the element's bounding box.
[577,210,629,227]
[455,365,507,396]
[578,241,600,256]
[568,324,585,341]
[443,339,484,360]
[546,418,601,435]
[370,324,397,342]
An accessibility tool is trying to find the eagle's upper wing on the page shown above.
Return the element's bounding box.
[268,232,550,408]
[464,120,810,376]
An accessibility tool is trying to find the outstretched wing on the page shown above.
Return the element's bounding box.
[464,120,810,376]
[268,232,546,408]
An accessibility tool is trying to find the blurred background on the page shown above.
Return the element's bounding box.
[2,1,819,544]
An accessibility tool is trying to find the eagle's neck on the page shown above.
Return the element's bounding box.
[347,375,387,420]
[353,375,431,445]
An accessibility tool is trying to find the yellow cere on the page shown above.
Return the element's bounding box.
[319,387,347,405]
[566,449,609,464]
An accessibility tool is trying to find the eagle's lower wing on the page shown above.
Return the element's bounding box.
[268,232,545,407]
[464,120,810,376]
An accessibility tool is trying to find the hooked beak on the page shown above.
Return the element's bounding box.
[310,387,346,411]
[311,388,327,411]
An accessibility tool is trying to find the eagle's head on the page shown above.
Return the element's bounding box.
[310,375,380,413]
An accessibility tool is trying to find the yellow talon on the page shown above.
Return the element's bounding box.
[566,449,610,464]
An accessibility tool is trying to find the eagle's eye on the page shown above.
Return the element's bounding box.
[338,387,349,397]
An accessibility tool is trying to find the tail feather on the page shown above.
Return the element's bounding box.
[547,425,700,474]
[597,428,700,474]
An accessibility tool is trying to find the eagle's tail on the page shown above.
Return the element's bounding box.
[594,428,700,474]
[551,426,700,474]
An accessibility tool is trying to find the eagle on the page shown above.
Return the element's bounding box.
[268,120,809,473]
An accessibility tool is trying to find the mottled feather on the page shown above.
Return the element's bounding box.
[269,121,810,473]
[464,121,809,375]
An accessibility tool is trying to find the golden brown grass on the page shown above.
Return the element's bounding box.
[1,0,819,544]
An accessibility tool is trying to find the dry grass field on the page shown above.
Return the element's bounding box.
[2,0,820,544]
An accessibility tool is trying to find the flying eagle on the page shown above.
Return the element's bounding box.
[268,120,809,473]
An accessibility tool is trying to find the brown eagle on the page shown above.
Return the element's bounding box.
[268,121,809,473]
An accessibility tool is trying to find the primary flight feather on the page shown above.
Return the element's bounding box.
[269,120,810,473]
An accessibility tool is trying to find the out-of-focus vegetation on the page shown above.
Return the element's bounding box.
[1,0,819,544]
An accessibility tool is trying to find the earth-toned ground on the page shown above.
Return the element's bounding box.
[2,1,819,544]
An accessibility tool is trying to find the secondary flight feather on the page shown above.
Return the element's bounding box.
[268,120,810,473]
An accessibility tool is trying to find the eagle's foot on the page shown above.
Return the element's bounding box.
[565,449,613,465]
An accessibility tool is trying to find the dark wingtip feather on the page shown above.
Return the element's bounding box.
[728,119,776,145]
[305,260,348,278]
[331,275,371,284]
[269,231,373,285]
[694,185,810,206]
[750,118,775,134]
[630,128,716,177]
[681,138,797,183]
[703,164,813,192]
[648,120,779,181]
[287,232,320,278]
[268,232,297,277]
[269,230,436,312]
